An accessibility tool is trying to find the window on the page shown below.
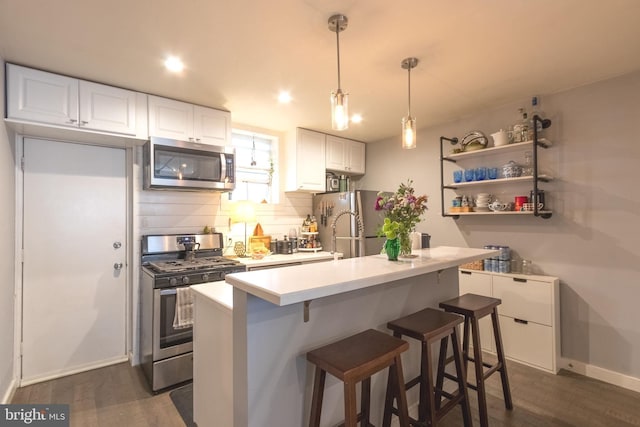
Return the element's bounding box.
[230,130,278,203]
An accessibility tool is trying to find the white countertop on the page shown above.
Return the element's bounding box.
[191,281,232,310]
[236,251,337,269]
[225,246,498,306]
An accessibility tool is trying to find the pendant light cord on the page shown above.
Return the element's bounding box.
[407,65,412,116]
[336,29,342,89]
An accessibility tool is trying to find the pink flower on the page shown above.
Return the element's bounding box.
[374,196,384,211]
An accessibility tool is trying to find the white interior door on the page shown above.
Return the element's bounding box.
[22,137,127,383]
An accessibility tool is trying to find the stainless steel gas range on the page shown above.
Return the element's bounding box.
[140,233,246,392]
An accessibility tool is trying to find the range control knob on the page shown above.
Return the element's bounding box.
[201,273,210,282]
[182,276,190,285]
[169,277,178,286]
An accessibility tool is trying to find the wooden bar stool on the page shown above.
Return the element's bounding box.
[382,308,472,427]
[307,329,411,427]
[439,293,513,427]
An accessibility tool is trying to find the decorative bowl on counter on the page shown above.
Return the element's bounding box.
[251,250,272,260]
[501,160,523,178]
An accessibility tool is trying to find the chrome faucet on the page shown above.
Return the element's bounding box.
[331,210,365,257]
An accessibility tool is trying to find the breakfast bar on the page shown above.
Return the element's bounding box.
[200,246,496,427]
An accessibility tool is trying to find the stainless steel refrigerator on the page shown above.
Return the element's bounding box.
[312,190,389,258]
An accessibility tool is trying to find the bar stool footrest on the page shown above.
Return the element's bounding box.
[405,375,421,391]
[442,372,459,382]
[467,355,494,370]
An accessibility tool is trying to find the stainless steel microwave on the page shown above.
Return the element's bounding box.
[144,137,235,191]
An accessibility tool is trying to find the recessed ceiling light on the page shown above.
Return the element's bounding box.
[351,114,363,123]
[164,56,184,73]
[278,91,292,103]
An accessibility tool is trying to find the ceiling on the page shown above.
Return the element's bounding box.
[2,0,640,143]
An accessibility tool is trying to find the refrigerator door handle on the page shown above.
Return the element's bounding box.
[355,191,365,257]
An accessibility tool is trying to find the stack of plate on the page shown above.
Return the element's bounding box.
[475,193,491,211]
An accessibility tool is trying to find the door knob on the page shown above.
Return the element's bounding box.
[113,242,122,249]
[114,262,123,270]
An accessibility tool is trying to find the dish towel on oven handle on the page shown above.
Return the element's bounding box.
[173,286,194,329]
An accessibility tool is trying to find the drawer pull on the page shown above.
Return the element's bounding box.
[461,270,472,275]
[514,318,529,325]
[513,277,527,283]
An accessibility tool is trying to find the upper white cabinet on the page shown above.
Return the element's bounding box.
[325,135,365,175]
[79,81,138,135]
[6,63,146,138]
[285,128,326,192]
[7,65,78,126]
[148,95,231,145]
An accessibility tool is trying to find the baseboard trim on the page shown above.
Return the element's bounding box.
[562,358,640,394]
[1,378,18,404]
[19,355,128,387]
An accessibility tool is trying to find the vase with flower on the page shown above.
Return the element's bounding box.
[381,218,401,260]
[375,180,428,258]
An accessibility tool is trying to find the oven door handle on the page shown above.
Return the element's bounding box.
[159,288,178,296]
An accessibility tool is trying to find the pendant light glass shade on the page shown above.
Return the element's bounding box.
[402,116,416,149]
[331,89,349,131]
[401,57,419,149]
[329,15,349,131]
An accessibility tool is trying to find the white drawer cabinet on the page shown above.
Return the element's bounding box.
[458,269,560,373]
[492,275,553,326]
[458,270,494,353]
[6,63,147,139]
[148,95,231,145]
[499,314,554,371]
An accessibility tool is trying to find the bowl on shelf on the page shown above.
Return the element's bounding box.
[501,160,523,178]
[488,201,510,212]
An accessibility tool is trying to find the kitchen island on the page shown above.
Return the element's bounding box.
[194,246,496,427]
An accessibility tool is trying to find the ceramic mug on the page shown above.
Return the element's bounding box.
[514,196,528,211]
[522,202,544,211]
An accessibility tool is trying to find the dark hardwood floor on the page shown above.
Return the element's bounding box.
[11,357,640,426]
[11,363,185,427]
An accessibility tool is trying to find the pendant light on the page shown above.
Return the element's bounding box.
[328,14,349,131]
[401,57,419,149]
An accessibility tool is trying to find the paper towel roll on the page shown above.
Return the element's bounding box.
[411,231,422,250]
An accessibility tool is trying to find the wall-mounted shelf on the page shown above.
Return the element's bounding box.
[444,210,553,217]
[443,139,552,162]
[444,174,553,189]
[439,119,553,220]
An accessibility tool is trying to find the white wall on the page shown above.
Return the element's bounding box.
[0,58,17,402]
[360,70,640,381]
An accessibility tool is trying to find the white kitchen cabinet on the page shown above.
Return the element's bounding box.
[6,63,146,138]
[325,135,366,175]
[285,128,326,192]
[148,95,231,145]
[458,269,560,373]
[7,64,78,126]
[458,270,494,352]
[79,80,138,135]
